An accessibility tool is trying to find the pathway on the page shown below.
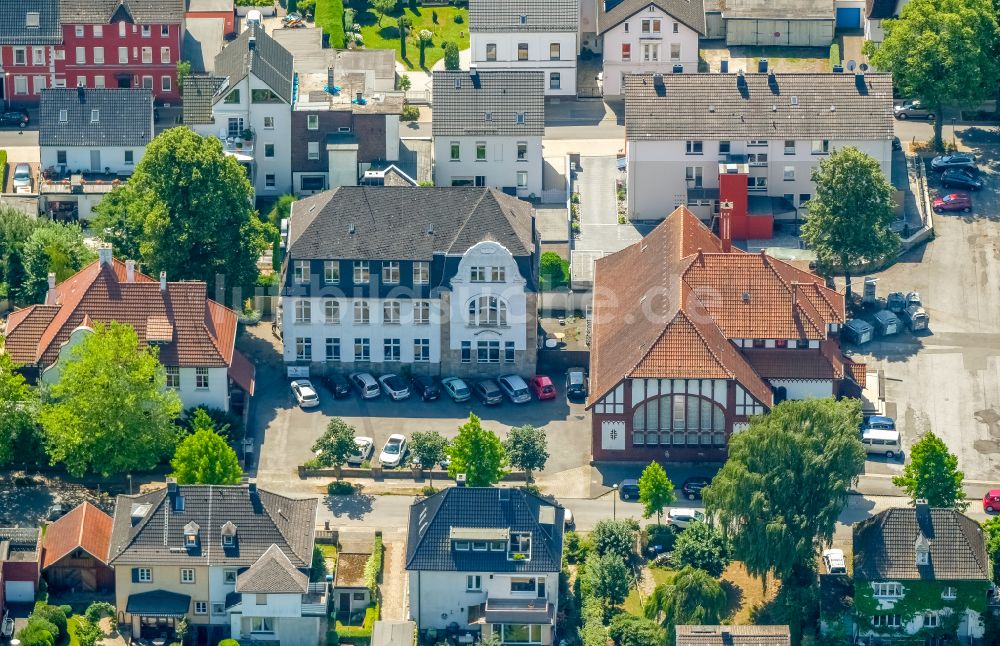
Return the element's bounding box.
[379,539,408,621]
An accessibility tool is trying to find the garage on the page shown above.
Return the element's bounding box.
[5,580,35,603]
[722,0,836,47]
[836,6,862,28]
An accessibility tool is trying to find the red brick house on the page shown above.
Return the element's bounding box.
[58,0,184,103]
[588,206,863,463]
[41,502,115,593]
[0,0,63,107]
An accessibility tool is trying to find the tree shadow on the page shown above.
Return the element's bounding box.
[380,25,401,39]
[722,579,744,620]
[323,491,376,520]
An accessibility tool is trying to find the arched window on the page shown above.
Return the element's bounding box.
[467,295,508,327]
[632,394,725,447]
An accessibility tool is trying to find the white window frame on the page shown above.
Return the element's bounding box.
[413,261,429,284]
[294,260,311,284]
[383,338,401,361]
[160,46,171,64]
[413,301,430,324]
[353,301,370,325]
[141,47,152,64]
[383,300,401,324]
[180,568,195,584]
[414,338,430,362]
[137,568,153,582]
[307,141,320,160]
[294,299,312,324]
[195,367,209,389]
[353,261,370,284]
[466,575,482,591]
[307,114,319,130]
[382,261,400,284]
[324,261,340,284]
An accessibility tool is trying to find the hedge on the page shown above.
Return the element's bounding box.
[363,535,383,593]
[829,43,840,71]
[0,149,7,186]
[315,0,346,48]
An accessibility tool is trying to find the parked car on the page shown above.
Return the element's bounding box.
[378,374,411,401]
[862,415,896,431]
[667,508,706,529]
[681,476,711,501]
[529,375,557,400]
[564,508,575,529]
[886,291,907,313]
[618,479,640,500]
[822,548,848,574]
[893,100,934,120]
[941,168,984,191]
[350,372,381,399]
[930,153,976,172]
[290,379,320,408]
[410,375,441,402]
[862,428,901,459]
[441,377,471,403]
[933,192,972,213]
[320,373,351,399]
[566,367,588,400]
[11,163,31,191]
[473,379,504,405]
[379,433,407,468]
[984,489,1000,513]
[498,374,531,404]
[347,436,375,466]
[0,111,28,128]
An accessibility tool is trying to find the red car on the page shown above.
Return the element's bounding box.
[933,192,972,213]
[529,375,556,400]
[985,490,1000,513]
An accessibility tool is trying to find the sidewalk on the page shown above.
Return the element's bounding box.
[379,540,407,621]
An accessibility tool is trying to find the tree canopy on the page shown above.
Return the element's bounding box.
[447,414,507,486]
[590,518,639,563]
[892,431,966,509]
[38,322,182,476]
[170,411,242,485]
[409,430,449,484]
[607,614,665,646]
[638,461,675,524]
[0,343,40,467]
[800,146,900,297]
[311,417,358,476]
[672,521,732,577]
[503,424,549,482]
[703,398,865,583]
[582,551,630,610]
[643,567,727,637]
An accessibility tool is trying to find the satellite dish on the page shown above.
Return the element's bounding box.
[860,63,870,72]
[847,59,857,71]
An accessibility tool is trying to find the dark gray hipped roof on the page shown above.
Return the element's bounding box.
[214,24,294,104]
[40,88,154,148]
[624,72,894,141]
[60,0,185,24]
[182,75,226,125]
[470,0,579,33]
[108,484,317,568]
[0,0,61,44]
[853,507,990,581]
[405,487,564,573]
[432,70,545,138]
[236,544,309,593]
[598,0,706,35]
[287,187,536,260]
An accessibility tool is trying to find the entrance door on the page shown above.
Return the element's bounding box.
[339,592,350,611]
[90,150,101,172]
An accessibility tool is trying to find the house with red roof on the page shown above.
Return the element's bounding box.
[588,206,864,462]
[41,502,114,593]
[3,244,254,413]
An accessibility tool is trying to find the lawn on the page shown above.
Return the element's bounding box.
[720,561,780,624]
[351,0,469,70]
[66,615,86,646]
[623,566,674,616]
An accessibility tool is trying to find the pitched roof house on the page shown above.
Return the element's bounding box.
[588,206,861,462]
[40,502,115,592]
[675,625,791,646]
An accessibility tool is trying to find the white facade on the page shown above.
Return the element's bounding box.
[864,0,908,42]
[40,144,147,175]
[433,136,543,198]
[626,138,893,221]
[600,6,700,95]
[470,31,578,96]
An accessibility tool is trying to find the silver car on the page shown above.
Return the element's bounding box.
[893,100,934,120]
[498,374,531,404]
[11,164,31,191]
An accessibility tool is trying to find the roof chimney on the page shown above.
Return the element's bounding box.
[247,478,257,495]
[469,64,478,77]
[97,243,112,266]
[248,35,256,52]
[159,271,167,291]
[719,200,733,253]
[126,259,136,283]
[45,273,57,305]
[915,498,931,530]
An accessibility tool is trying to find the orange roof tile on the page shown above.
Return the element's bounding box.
[742,349,839,380]
[41,502,113,569]
[229,350,256,396]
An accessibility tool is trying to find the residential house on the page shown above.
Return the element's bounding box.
[280,187,540,378]
[0,529,41,609]
[182,24,294,197]
[108,480,323,644]
[432,69,545,199]
[852,501,991,640]
[183,0,237,73]
[406,487,564,644]
[623,71,894,230]
[864,0,909,42]
[469,0,579,96]
[595,0,705,96]
[2,245,256,412]
[0,0,62,107]
[58,0,184,102]
[702,0,834,47]
[676,625,791,645]
[40,502,115,593]
[587,206,863,462]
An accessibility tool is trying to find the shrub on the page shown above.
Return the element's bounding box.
[672,521,731,577]
[219,640,242,646]
[453,13,463,22]
[328,480,355,495]
[829,43,840,70]
[401,104,420,121]
[444,42,460,70]
[180,406,243,442]
[16,622,54,646]
[0,150,7,181]
[316,0,346,47]
[564,530,592,564]
[84,601,116,627]
[644,523,677,552]
[421,485,438,496]
[590,518,639,562]
[539,251,569,291]
[363,536,384,593]
[31,605,66,639]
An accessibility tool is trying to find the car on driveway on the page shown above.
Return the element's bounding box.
[893,100,934,120]
[930,153,976,173]
[984,489,1000,513]
[379,374,410,401]
[0,111,28,128]
[940,168,984,191]
[350,372,381,399]
[441,377,471,403]
[933,192,972,213]
[498,374,531,403]
[566,367,588,400]
[320,373,351,399]
[822,548,848,574]
[667,508,706,529]
[11,164,31,192]
[862,415,896,431]
[529,375,556,400]
[347,436,375,466]
[379,433,407,468]
[618,479,640,500]
[681,476,711,500]
[473,379,504,405]
[290,379,320,408]
[410,375,441,401]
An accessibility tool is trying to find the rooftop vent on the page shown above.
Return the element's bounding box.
[790,96,798,106]
[348,223,355,234]
[771,104,776,112]
[830,105,836,111]
[498,488,511,501]
[130,503,152,526]
[25,12,40,27]
[708,104,715,113]
[248,36,256,51]
[742,291,751,303]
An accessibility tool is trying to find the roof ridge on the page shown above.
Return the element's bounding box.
[447,189,493,254]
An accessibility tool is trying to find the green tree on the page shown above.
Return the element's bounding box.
[398,15,410,58]
[590,518,639,563]
[643,567,727,637]
[74,619,102,646]
[91,127,275,301]
[539,251,570,290]
[310,544,328,582]
[296,0,316,16]
[17,222,94,304]
[799,146,899,298]
[672,521,732,577]
[310,417,357,477]
[170,421,242,485]
[444,41,460,70]
[503,424,548,483]
[31,606,67,640]
[447,414,507,486]
[582,551,630,609]
[703,398,865,583]
[410,430,449,484]
[982,516,1000,581]
[638,461,675,524]
[176,60,191,88]
[892,431,966,509]
[867,0,1000,150]
[418,30,432,68]
[38,322,181,477]
[608,613,665,646]
[370,0,397,26]
[0,344,41,467]
[16,621,54,646]
[397,73,412,91]
[0,206,36,303]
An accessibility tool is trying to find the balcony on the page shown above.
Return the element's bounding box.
[302,582,329,617]
[219,136,254,159]
[483,598,553,625]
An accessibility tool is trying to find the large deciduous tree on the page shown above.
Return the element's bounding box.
[447,414,507,486]
[893,431,966,509]
[503,424,549,483]
[409,430,449,484]
[643,567,727,636]
[0,343,42,467]
[170,410,242,484]
[17,223,94,304]
[581,551,630,611]
[311,417,358,478]
[38,322,181,477]
[867,0,1000,150]
[800,146,899,298]
[638,461,675,524]
[672,521,732,577]
[703,398,865,583]
[589,518,639,563]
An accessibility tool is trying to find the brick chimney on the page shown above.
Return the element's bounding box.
[45,272,56,305]
[719,201,733,253]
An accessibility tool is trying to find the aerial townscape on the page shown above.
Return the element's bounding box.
[1,0,1000,644]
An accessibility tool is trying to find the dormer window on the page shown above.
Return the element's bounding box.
[484,112,492,122]
[508,531,531,560]
[454,541,470,551]
[183,521,200,548]
[915,531,930,565]
[515,112,525,124]
[519,14,527,24]
[221,521,238,548]
[223,535,234,547]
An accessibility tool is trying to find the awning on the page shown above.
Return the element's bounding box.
[229,350,256,396]
[484,598,553,624]
[126,590,191,616]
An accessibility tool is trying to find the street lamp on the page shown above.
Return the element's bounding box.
[127,474,133,495]
[612,484,618,520]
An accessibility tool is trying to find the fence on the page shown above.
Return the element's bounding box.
[404,90,431,105]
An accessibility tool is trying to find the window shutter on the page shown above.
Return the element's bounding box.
[131,568,140,583]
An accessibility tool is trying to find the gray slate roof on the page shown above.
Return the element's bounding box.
[214,24,294,104]
[675,625,791,646]
[0,0,61,45]
[182,75,226,124]
[287,187,536,260]
[39,88,154,148]
[470,0,579,33]
[405,487,564,573]
[853,506,990,581]
[598,0,706,35]
[432,70,545,138]
[624,72,894,141]
[236,544,309,593]
[108,484,317,568]
[60,0,185,24]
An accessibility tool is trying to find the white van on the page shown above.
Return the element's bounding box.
[862,428,901,458]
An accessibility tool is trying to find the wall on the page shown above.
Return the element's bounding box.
[114,564,216,626]
[768,378,834,400]
[1,45,59,107]
[408,570,559,631]
[601,6,700,95]
[231,613,320,643]
[433,135,544,198]
[470,31,578,96]
[238,592,303,617]
[186,10,236,35]
[724,18,834,47]
[41,144,147,175]
[177,366,230,411]
[328,146,359,188]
